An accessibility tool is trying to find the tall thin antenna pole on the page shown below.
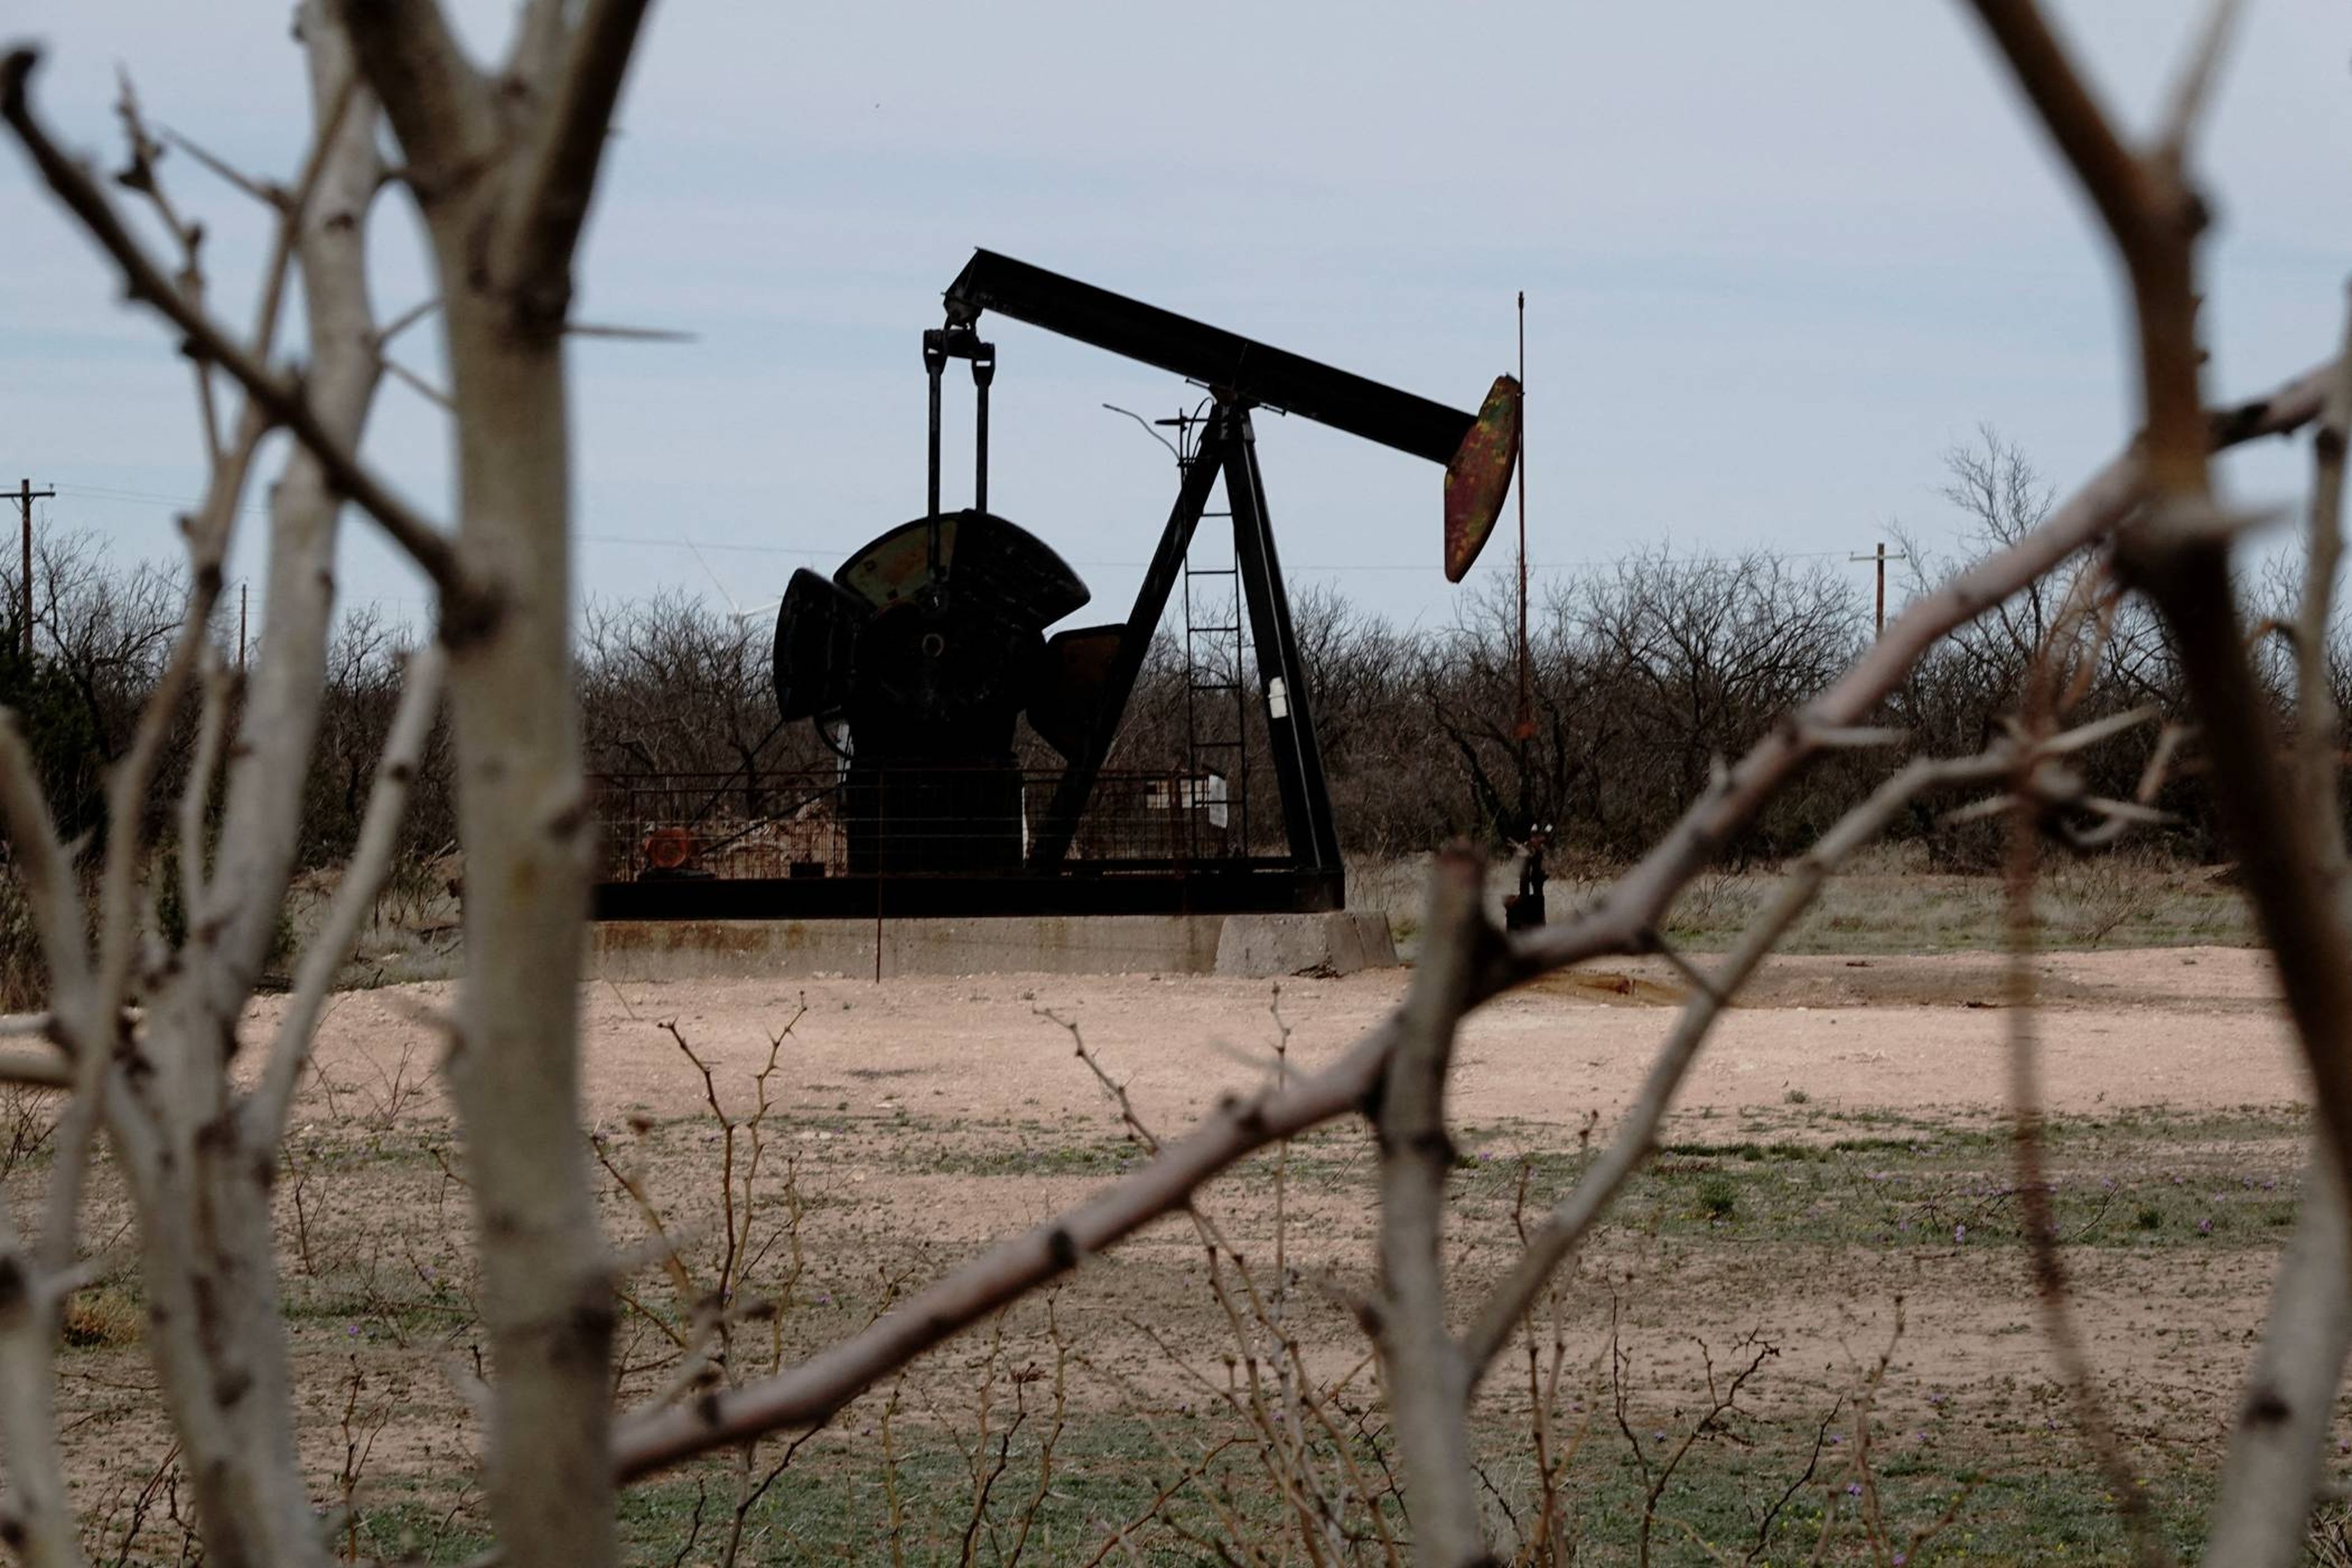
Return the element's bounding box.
[1513,293,1532,744]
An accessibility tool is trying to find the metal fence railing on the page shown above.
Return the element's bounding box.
[588,766,1249,883]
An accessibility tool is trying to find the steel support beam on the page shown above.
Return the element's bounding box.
[1028,406,1232,869]
[1224,407,1342,874]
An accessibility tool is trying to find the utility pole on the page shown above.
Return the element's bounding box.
[13,478,53,660]
[1849,540,1907,639]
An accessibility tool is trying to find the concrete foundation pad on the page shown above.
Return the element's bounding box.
[1213,911,1398,978]
[590,910,1397,981]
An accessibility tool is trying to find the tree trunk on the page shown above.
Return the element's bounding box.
[435,276,615,1568]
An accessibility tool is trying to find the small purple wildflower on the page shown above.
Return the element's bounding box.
[2199,1218,2214,1235]
[1954,1223,1967,1243]
[1846,1482,1863,1496]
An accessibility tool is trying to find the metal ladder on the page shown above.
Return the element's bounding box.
[1180,479,1249,859]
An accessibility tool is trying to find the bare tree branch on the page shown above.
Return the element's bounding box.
[0,1042,69,1090]
[0,48,471,609]
[1370,845,1488,1566]
[2156,0,2247,156]
[1513,356,2333,984]
[1967,4,2214,503]
[247,642,445,1139]
[2203,290,2352,1568]
[1964,6,2352,1559]
[0,1212,83,1568]
[331,0,494,195]
[12,18,405,1566]
[86,401,266,1039]
[2002,576,2174,1568]
[247,67,362,366]
[382,353,453,410]
[374,293,441,349]
[336,7,654,1565]
[2294,292,2352,865]
[0,715,91,1030]
[176,649,233,921]
[2203,304,2352,1557]
[1461,739,2021,1374]
[158,124,277,208]
[2205,1163,2352,1565]
[192,0,390,1027]
[1966,0,2352,1184]
[491,0,656,333]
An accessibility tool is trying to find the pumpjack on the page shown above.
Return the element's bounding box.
[592,251,1518,921]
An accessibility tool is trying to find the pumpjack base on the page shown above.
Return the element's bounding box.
[590,864,1343,922]
[589,908,1394,981]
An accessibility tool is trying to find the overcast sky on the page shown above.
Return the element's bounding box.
[3,2,2348,639]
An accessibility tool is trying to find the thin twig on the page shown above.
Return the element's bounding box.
[176,650,233,921]
[248,643,446,1137]
[2156,0,2247,156]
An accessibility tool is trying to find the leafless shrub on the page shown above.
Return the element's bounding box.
[2045,846,2162,947]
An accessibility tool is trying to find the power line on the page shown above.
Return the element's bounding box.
[45,481,1861,577]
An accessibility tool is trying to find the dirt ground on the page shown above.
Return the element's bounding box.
[44,945,2321,1556]
[273,943,2304,1131]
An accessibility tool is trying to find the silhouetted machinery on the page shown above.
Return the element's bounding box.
[592,251,1518,920]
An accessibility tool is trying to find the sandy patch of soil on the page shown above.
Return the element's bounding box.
[254,944,2294,1133]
